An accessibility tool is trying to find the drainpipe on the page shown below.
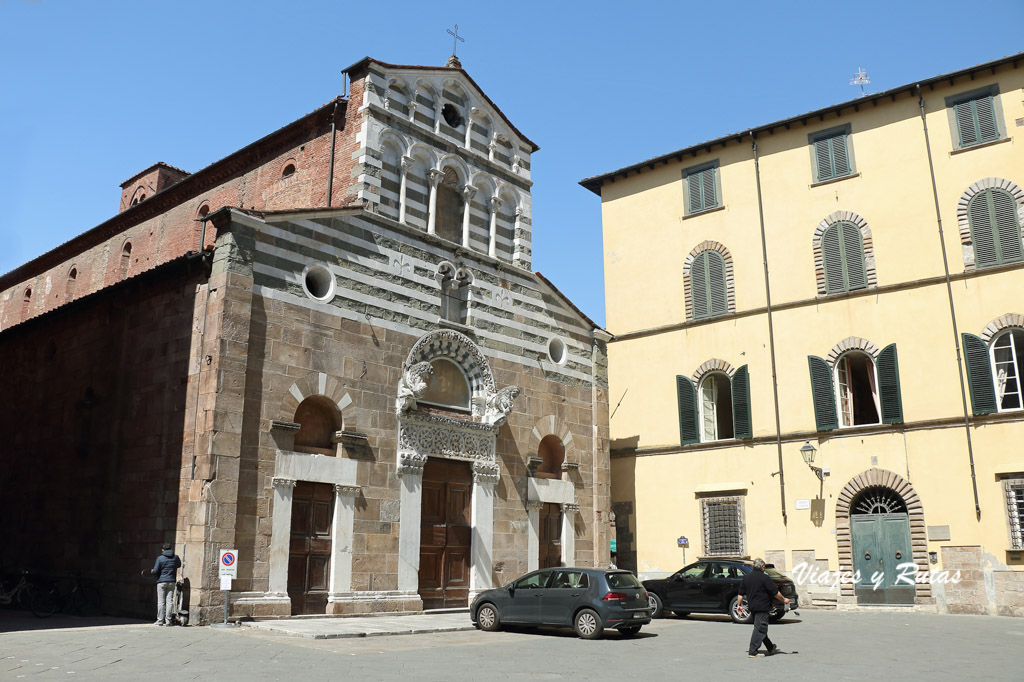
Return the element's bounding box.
[326,100,339,207]
[915,84,981,519]
[751,131,787,525]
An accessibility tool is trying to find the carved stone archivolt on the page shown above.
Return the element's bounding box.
[396,329,520,480]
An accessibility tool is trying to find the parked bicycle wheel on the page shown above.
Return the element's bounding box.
[30,586,57,618]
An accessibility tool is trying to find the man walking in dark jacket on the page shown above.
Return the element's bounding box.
[737,558,790,657]
[151,543,181,626]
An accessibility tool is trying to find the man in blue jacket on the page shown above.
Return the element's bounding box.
[151,543,181,625]
[737,558,790,658]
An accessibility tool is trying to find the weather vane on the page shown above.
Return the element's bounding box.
[850,67,870,97]
[446,24,464,57]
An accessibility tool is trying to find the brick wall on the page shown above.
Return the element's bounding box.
[0,259,204,619]
[0,92,363,333]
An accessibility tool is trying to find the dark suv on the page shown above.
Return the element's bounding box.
[642,559,798,624]
[470,567,652,639]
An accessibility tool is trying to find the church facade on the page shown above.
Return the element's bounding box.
[0,57,611,623]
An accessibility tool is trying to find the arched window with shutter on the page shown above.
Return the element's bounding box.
[808,343,902,430]
[821,221,868,295]
[677,364,751,444]
[686,245,733,321]
[967,188,1023,269]
[963,326,1024,415]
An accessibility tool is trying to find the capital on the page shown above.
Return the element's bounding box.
[334,484,361,498]
[489,196,502,211]
[462,185,478,200]
[561,503,580,514]
[401,156,414,171]
[272,478,297,490]
[429,169,445,186]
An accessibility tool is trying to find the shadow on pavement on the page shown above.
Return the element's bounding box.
[500,624,658,641]
[0,608,148,634]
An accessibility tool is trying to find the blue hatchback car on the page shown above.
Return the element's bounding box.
[470,567,652,639]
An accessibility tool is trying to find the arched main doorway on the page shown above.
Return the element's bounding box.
[836,469,929,605]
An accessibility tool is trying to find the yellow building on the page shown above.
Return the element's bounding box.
[583,53,1024,615]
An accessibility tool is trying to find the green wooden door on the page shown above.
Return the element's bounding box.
[851,514,913,605]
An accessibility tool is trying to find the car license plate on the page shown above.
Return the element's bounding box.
[633,612,644,619]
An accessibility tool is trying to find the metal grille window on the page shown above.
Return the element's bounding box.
[701,497,744,556]
[1005,479,1024,550]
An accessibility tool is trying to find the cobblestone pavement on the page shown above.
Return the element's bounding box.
[1,608,1021,681]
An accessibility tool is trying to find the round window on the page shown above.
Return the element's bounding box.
[441,103,463,128]
[547,337,567,365]
[302,264,335,301]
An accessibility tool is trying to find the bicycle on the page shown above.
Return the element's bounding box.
[59,571,102,616]
[0,570,56,618]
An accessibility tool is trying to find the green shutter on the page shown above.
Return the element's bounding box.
[971,189,1023,267]
[707,251,728,317]
[955,100,978,147]
[841,222,867,290]
[677,375,699,445]
[814,138,833,181]
[686,167,717,213]
[876,343,904,424]
[976,95,999,142]
[808,355,838,431]
[969,192,998,267]
[691,252,709,319]
[962,333,997,415]
[832,133,850,177]
[701,168,717,209]
[956,95,1000,147]
[992,189,1023,263]
[688,173,702,213]
[731,365,752,439]
[821,225,845,293]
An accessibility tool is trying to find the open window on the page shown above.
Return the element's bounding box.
[962,329,1024,414]
[699,372,733,441]
[676,365,751,444]
[808,344,903,431]
[835,352,880,427]
[436,167,464,243]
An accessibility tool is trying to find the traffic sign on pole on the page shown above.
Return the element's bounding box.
[219,549,238,579]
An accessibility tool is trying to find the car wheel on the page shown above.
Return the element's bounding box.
[619,625,642,637]
[476,603,501,632]
[647,592,665,618]
[574,608,604,640]
[729,595,752,625]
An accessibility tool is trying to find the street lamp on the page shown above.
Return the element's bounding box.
[800,440,824,482]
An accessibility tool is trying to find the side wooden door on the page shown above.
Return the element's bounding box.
[288,481,334,615]
[539,503,562,569]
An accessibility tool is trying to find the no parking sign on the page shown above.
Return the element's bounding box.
[219,549,238,578]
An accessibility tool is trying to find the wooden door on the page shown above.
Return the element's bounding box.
[419,458,473,609]
[288,481,334,615]
[539,503,562,569]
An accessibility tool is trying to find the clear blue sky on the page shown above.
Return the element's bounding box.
[2,1,1022,328]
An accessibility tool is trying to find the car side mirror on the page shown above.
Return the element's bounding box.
[508,586,515,596]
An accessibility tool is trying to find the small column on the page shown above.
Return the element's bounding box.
[489,134,498,163]
[461,185,477,249]
[464,114,475,150]
[426,169,444,236]
[328,485,361,600]
[269,478,297,595]
[470,461,500,595]
[561,503,579,567]
[397,453,426,593]
[487,197,502,259]
[527,500,544,572]
[399,156,413,225]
